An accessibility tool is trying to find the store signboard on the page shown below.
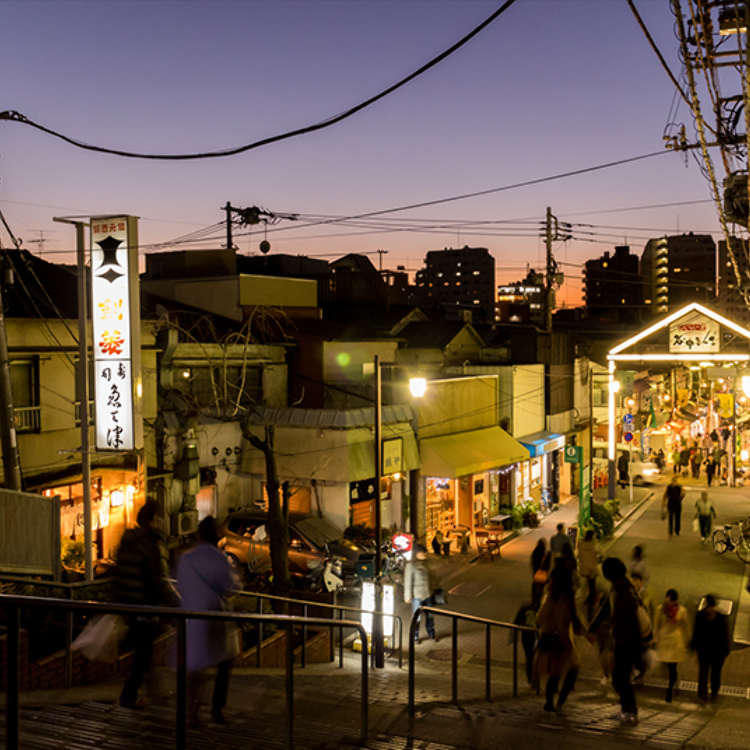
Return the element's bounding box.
[668,312,719,353]
[90,216,142,451]
[382,437,403,475]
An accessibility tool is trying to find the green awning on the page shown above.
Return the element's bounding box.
[420,426,530,478]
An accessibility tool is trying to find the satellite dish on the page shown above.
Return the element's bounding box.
[259,240,271,254]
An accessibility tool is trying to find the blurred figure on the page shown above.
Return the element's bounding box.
[531,547,551,610]
[705,458,717,487]
[404,545,436,643]
[694,491,716,543]
[176,516,239,726]
[577,529,599,610]
[690,594,730,703]
[114,500,178,709]
[535,567,582,713]
[531,538,547,574]
[662,477,685,537]
[555,541,578,590]
[654,589,690,703]
[628,545,649,585]
[513,600,538,686]
[431,528,443,556]
[550,523,567,560]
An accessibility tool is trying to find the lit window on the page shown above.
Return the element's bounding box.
[473,270,480,276]
[602,262,608,268]
[673,267,681,272]
[456,272,461,276]
[473,299,480,304]
[437,272,443,277]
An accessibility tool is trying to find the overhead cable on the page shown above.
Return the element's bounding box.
[0,0,519,160]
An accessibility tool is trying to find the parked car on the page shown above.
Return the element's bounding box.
[219,511,371,586]
[592,442,661,485]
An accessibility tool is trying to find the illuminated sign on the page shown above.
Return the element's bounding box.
[360,581,394,638]
[90,216,142,451]
[669,312,719,353]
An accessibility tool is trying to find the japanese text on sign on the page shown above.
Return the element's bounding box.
[668,313,719,353]
[91,217,135,451]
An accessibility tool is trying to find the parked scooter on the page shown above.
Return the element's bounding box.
[305,555,345,593]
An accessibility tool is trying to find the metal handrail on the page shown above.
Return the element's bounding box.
[0,593,368,750]
[407,605,535,715]
[234,589,404,668]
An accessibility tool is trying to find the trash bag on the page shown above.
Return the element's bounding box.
[72,614,125,663]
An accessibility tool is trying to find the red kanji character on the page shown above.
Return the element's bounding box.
[118,222,125,231]
[98,330,124,356]
[109,223,117,232]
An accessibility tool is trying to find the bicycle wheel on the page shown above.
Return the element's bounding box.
[736,538,750,564]
[712,529,730,555]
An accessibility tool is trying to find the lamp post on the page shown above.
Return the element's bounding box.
[372,355,426,669]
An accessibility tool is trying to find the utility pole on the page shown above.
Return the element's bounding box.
[545,207,553,332]
[54,217,94,582]
[223,202,234,251]
[0,257,22,491]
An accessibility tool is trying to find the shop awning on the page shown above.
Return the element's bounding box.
[518,431,565,457]
[420,426,529,478]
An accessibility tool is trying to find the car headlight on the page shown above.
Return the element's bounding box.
[643,468,658,475]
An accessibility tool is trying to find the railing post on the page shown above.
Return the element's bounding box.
[176,617,187,750]
[64,609,74,689]
[360,626,369,744]
[451,616,458,704]
[338,607,344,669]
[257,596,263,668]
[397,615,403,669]
[301,604,307,668]
[512,628,519,698]
[485,622,491,702]
[286,623,294,750]
[6,604,20,750]
[408,610,417,716]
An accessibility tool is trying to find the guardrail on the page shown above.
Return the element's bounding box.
[407,605,534,715]
[234,589,403,668]
[0,593,368,750]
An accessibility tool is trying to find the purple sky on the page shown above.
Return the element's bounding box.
[2,0,728,306]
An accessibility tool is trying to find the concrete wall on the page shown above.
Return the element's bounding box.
[239,274,317,308]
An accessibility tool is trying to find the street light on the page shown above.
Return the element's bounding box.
[372,356,426,668]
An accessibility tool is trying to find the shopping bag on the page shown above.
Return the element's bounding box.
[72,614,125,663]
[692,517,700,533]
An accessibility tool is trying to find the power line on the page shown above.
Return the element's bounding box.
[0,0,519,161]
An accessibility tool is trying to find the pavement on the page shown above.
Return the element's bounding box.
[3,475,750,749]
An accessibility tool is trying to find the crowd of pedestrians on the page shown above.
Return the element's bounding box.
[521,518,732,725]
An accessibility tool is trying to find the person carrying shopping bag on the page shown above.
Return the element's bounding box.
[654,588,690,703]
[176,516,240,726]
[694,491,716,543]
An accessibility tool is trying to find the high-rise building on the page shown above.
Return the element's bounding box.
[583,245,642,320]
[414,246,495,321]
[496,268,545,323]
[717,238,750,323]
[641,233,716,315]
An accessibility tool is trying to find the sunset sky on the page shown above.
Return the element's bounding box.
[2,0,730,307]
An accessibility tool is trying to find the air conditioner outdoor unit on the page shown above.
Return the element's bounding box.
[171,510,199,537]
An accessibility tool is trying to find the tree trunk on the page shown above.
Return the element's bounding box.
[242,424,290,598]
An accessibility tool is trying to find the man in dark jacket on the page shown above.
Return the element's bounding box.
[114,499,177,708]
[662,476,685,537]
[691,594,730,702]
[593,557,641,725]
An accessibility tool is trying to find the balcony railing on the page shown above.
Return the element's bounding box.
[14,406,40,433]
[74,400,95,426]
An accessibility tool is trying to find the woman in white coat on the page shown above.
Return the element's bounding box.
[654,588,690,702]
[176,516,239,725]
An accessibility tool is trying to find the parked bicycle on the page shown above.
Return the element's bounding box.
[711,519,750,563]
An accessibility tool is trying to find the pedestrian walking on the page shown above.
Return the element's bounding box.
[594,557,641,725]
[690,594,730,703]
[531,538,547,575]
[628,545,649,585]
[671,448,680,475]
[705,458,717,487]
[617,452,629,489]
[176,516,239,726]
[654,589,690,702]
[577,529,599,610]
[113,500,178,709]
[679,445,690,478]
[662,476,685,537]
[531,549,552,610]
[588,588,614,688]
[555,541,578,590]
[694,491,717,542]
[513,601,538,686]
[404,545,436,643]
[690,446,702,479]
[550,523,567,560]
[534,566,582,713]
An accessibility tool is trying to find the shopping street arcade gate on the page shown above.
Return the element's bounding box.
[606,303,750,494]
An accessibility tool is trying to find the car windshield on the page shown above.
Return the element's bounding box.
[296,516,343,548]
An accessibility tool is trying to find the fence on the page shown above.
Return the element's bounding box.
[0,593,368,750]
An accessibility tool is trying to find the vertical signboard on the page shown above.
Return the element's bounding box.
[90,216,142,451]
